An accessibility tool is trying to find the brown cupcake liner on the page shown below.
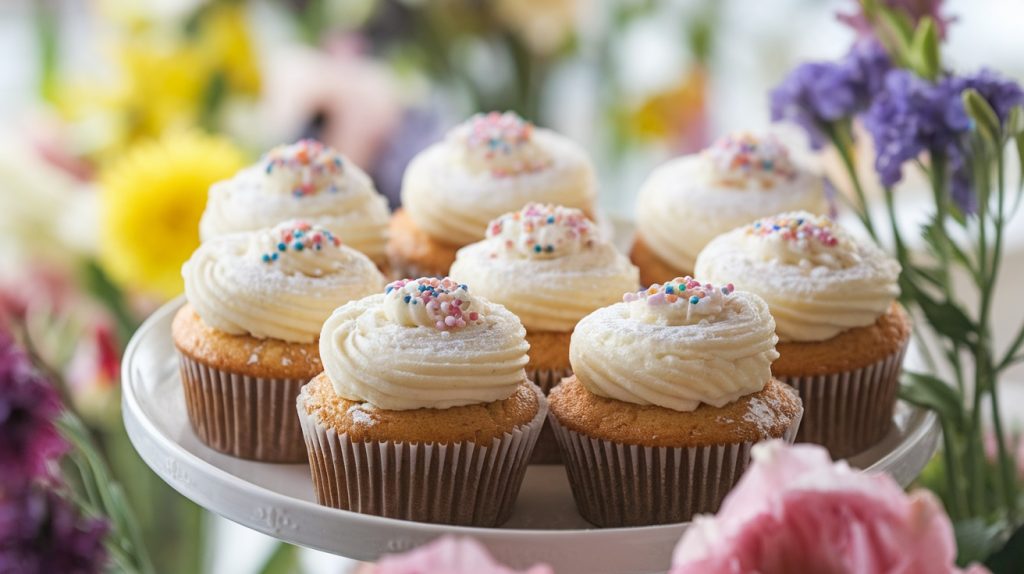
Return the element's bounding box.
[525,367,573,465]
[775,340,908,459]
[177,354,308,463]
[296,384,548,526]
[549,398,802,527]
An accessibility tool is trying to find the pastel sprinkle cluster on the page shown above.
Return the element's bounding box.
[706,133,797,188]
[624,276,735,307]
[263,139,345,197]
[747,214,839,247]
[385,277,481,331]
[261,220,341,263]
[487,203,594,256]
[464,112,551,177]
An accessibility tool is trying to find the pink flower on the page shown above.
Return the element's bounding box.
[670,441,987,574]
[367,537,552,574]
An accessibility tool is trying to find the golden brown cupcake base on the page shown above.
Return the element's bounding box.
[772,304,911,459]
[172,305,320,462]
[629,234,691,287]
[299,373,539,445]
[297,379,548,526]
[550,376,802,448]
[548,376,802,527]
[386,208,462,278]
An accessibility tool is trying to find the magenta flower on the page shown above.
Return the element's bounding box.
[838,0,955,40]
[369,537,552,574]
[670,441,986,574]
[0,486,108,574]
[0,331,67,488]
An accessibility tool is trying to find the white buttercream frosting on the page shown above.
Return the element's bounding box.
[319,277,531,410]
[694,211,901,342]
[449,204,639,332]
[635,132,829,272]
[401,112,597,246]
[183,220,385,343]
[571,278,779,412]
[199,139,390,263]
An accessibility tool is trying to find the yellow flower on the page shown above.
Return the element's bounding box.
[631,68,708,141]
[98,130,246,300]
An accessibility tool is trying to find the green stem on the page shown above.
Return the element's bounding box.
[827,121,879,241]
[941,418,967,520]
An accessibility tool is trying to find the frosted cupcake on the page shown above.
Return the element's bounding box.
[449,204,638,463]
[172,220,385,462]
[200,139,390,268]
[548,278,803,526]
[296,277,547,526]
[389,112,597,277]
[695,212,908,458]
[632,132,828,286]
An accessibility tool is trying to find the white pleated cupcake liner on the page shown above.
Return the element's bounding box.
[525,367,574,465]
[549,400,802,527]
[775,340,908,459]
[296,383,548,526]
[177,354,309,463]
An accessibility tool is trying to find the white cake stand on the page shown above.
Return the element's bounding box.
[122,298,940,574]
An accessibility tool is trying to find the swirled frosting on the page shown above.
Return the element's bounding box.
[570,277,779,411]
[449,204,639,332]
[199,139,390,264]
[694,212,901,342]
[319,277,530,410]
[183,220,385,343]
[635,132,828,272]
[402,112,597,246]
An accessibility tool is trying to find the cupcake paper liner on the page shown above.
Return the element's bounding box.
[549,399,802,527]
[296,384,548,526]
[525,367,573,465]
[178,354,308,463]
[776,340,908,459]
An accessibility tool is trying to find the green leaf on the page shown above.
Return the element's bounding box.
[910,17,940,80]
[1014,132,1024,196]
[915,292,977,348]
[985,521,1024,573]
[257,543,301,574]
[957,518,1008,567]
[876,7,915,67]
[900,371,966,431]
[1006,105,1024,136]
[964,89,1002,149]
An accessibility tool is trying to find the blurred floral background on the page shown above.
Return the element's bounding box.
[3,0,1024,572]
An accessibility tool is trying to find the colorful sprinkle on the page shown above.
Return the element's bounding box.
[385,277,482,331]
[262,139,345,197]
[261,220,341,263]
[462,112,552,177]
[486,203,594,258]
[705,132,798,189]
[746,214,839,247]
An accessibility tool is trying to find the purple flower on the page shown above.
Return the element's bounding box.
[0,332,67,489]
[770,41,891,148]
[0,486,108,574]
[864,68,1023,212]
[838,0,955,40]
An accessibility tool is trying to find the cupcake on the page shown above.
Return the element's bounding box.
[695,212,908,458]
[172,220,385,462]
[296,277,547,526]
[548,278,803,527]
[449,203,638,463]
[632,132,828,286]
[388,111,597,278]
[200,139,391,268]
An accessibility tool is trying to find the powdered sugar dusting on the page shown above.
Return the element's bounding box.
[346,404,377,426]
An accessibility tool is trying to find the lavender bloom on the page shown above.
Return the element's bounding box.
[0,486,108,574]
[0,333,67,489]
[864,68,1023,212]
[770,41,891,148]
